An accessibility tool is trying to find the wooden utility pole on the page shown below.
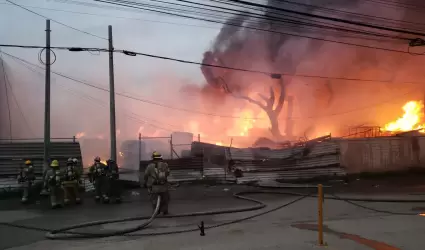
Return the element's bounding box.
[43,19,51,171]
[108,25,117,162]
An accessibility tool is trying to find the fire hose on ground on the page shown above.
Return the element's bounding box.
[44,190,307,239]
[2,187,425,240]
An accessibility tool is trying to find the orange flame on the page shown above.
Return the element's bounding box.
[384,101,425,132]
[76,132,85,139]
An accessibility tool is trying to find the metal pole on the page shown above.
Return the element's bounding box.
[108,25,117,162]
[43,19,51,172]
[138,133,141,164]
[318,184,324,246]
[170,134,173,159]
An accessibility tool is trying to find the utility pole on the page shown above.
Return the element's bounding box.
[108,25,117,162]
[43,19,51,172]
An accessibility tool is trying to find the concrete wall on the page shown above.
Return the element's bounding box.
[338,136,424,174]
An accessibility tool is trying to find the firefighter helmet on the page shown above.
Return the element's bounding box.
[152,151,163,160]
[50,160,59,168]
[25,160,32,165]
[94,156,101,162]
[67,158,73,164]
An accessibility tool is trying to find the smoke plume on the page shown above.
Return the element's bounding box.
[200,0,425,141]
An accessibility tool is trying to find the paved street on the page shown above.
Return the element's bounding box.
[1,184,425,250]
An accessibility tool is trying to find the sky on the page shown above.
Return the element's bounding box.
[0,0,223,140]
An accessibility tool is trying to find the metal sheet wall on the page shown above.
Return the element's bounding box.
[0,142,82,177]
[338,136,424,173]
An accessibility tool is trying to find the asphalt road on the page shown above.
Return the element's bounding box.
[1,184,425,250]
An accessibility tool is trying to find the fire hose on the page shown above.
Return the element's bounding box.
[44,190,307,240]
[2,187,424,240]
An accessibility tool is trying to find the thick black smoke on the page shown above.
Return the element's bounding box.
[201,0,424,139]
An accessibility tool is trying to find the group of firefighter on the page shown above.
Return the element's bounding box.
[17,151,170,214]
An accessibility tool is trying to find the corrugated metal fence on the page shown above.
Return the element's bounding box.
[138,140,346,184]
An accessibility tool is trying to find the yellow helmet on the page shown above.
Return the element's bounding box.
[25,160,32,165]
[152,151,163,160]
[50,160,59,168]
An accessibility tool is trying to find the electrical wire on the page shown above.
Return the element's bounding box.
[2,71,36,138]
[98,0,411,42]
[2,41,423,82]
[225,0,425,37]
[118,49,425,84]
[2,43,422,84]
[5,0,107,40]
[6,54,181,133]
[0,51,261,120]
[1,49,422,121]
[41,0,414,41]
[0,50,13,140]
[176,0,414,39]
[0,44,108,51]
[142,0,407,41]
[0,2,222,30]
[269,0,425,31]
[92,0,415,54]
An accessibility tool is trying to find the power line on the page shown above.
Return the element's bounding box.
[7,54,180,133]
[1,50,419,122]
[118,49,425,84]
[5,0,107,40]
[0,50,12,139]
[1,43,423,84]
[0,51,262,120]
[99,0,409,41]
[225,0,425,37]
[47,0,413,40]
[0,44,108,51]
[143,0,406,41]
[0,3,222,30]
[0,50,35,137]
[270,0,425,30]
[92,0,414,54]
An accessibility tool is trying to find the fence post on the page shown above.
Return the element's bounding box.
[318,184,324,246]
[170,134,173,160]
[73,136,76,143]
[138,133,142,165]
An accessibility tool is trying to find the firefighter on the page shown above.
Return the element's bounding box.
[44,160,64,209]
[88,156,109,203]
[17,160,36,203]
[62,158,82,205]
[106,159,121,203]
[144,151,170,215]
[72,158,83,189]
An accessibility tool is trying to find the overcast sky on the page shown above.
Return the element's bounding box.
[0,0,224,139]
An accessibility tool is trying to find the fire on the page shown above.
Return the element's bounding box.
[215,142,223,146]
[76,132,85,139]
[384,101,425,132]
[226,109,256,136]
